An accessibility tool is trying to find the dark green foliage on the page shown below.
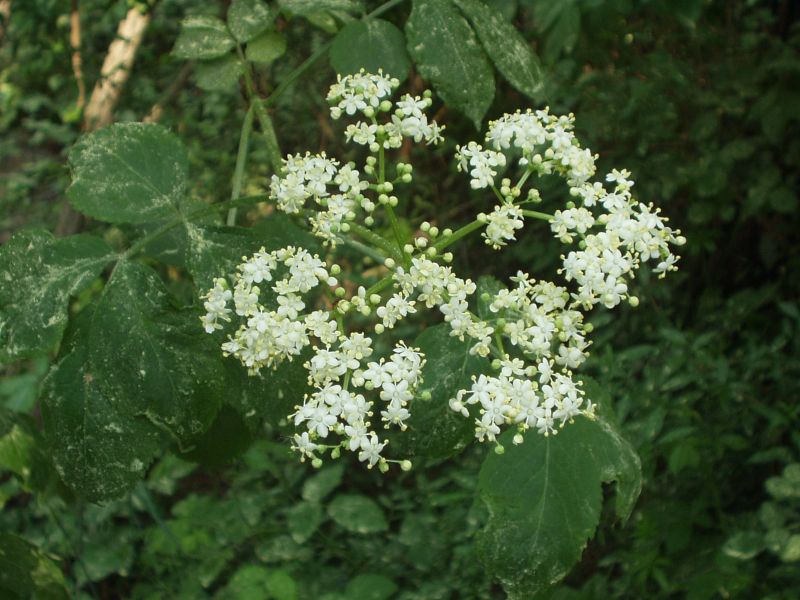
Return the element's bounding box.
[1,0,799,598]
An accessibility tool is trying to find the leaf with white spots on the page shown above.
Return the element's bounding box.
[477,415,641,598]
[40,341,163,503]
[452,0,543,98]
[194,54,243,91]
[67,123,187,224]
[246,30,287,64]
[391,323,490,460]
[0,229,114,365]
[228,0,275,43]
[88,261,225,444]
[172,15,236,60]
[405,0,495,128]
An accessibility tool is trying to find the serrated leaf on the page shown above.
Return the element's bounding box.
[0,533,70,599]
[328,494,388,534]
[405,0,494,128]
[172,15,236,60]
[246,30,288,64]
[40,342,163,502]
[88,261,225,444]
[393,323,490,460]
[288,501,324,543]
[301,462,344,502]
[67,123,186,224]
[330,19,411,81]
[452,0,543,98]
[195,54,243,91]
[228,0,275,43]
[477,416,641,598]
[0,230,114,364]
[278,0,363,17]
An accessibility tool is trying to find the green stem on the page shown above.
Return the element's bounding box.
[522,209,554,222]
[379,145,406,256]
[342,236,387,264]
[237,45,282,173]
[433,219,486,252]
[227,103,255,226]
[348,221,403,262]
[366,275,394,297]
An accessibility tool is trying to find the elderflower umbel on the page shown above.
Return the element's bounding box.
[202,71,683,469]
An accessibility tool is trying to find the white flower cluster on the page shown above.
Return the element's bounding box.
[292,338,425,469]
[202,72,683,466]
[328,69,443,150]
[201,246,336,373]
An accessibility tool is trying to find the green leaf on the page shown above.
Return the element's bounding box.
[405,0,495,128]
[301,462,345,502]
[393,323,490,460]
[246,30,288,64]
[0,230,114,364]
[173,15,236,60]
[330,20,411,81]
[328,494,388,534]
[0,533,69,599]
[67,123,187,224]
[476,275,504,320]
[178,404,254,465]
[477,415,641,598]
[195,54,243,91]
[40,342,163,502]
[344,574,398,600]
[88,261,224,444]
[452,0,543,98]
[723,531,766,560]
[288,501,324,543]
[223,566,298,600]
[228,0,275,43]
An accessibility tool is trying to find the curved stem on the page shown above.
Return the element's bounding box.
[227,103,255,226]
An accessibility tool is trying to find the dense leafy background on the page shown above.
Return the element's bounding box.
[1,0,799,598]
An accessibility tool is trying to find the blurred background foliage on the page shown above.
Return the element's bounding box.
[1,0,799,598]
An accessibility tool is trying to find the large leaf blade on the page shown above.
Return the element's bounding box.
[452,0,543,98]
[405,0,495,128]
[0,230,114,364]
[477,415,641,598]
[67,123,187,224]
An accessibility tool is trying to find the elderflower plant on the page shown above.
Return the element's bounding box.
[201,70,684,472]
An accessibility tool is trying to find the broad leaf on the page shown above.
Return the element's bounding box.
[477,415,642,598]
[181,213,318,290]
[67,123,186,224]
[0,533,70,599]
[288,501,324,543]
[0,230,114,364]
[40,342,163,502]
[453,0,543,98]
[246,30,288,64]
[328,494,388,533]
[172,15,235,60]
[195,54,243,91]
[405,0,495,128]
[393,323,490,460]
[302,462,345,502]
[228,0,275,43]
[330,20,411,81]
[88,261,225,443]
[345,574,398,600]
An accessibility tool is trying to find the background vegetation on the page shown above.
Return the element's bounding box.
[1,0,799,598]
